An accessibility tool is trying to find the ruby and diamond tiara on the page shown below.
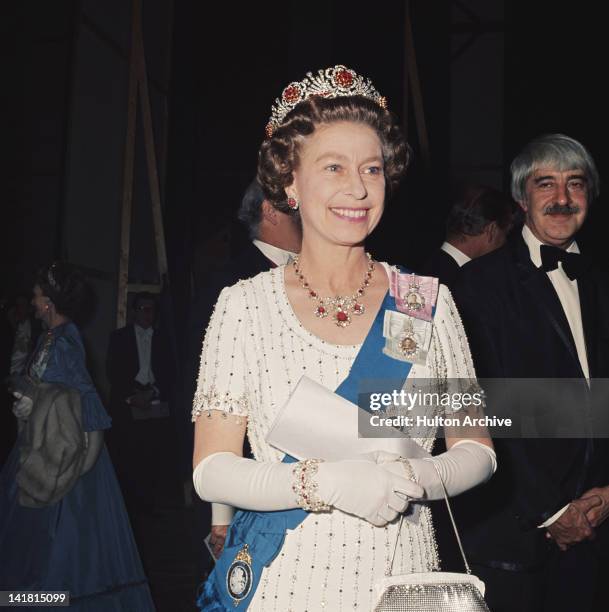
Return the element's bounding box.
[265,65,387,138]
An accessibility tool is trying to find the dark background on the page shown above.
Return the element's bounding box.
[0,2,606,608]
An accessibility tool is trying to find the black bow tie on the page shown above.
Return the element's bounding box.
[540,244,588,280]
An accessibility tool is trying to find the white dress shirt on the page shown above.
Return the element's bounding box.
[522,225,589,380]
[253,240,297,267]
[134,324,155,385]
[522,225,590,528]
[441,241,471,267]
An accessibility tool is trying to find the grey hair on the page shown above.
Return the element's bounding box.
[237,179,265,240]
[510,134,600,203]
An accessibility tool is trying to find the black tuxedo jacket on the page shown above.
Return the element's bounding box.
[421,248,462,292]
[229,240,278,278]
[106,324,174,422]
[452,232,609,570]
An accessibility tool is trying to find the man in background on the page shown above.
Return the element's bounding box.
[422,183,515,290]
[107,292,174,520]
[453,134,609,611]
[234,178,302,271]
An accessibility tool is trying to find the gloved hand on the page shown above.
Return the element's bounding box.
[370,441,497,501]
[12,391,34,420]
[316,457,424,526]
[194,451,424,528]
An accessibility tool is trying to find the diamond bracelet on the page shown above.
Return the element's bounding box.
[292,458,331,512]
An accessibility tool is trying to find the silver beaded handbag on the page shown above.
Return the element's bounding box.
[373,464,490,612]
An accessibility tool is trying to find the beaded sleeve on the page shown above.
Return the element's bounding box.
[429,284,483,417]
[432,284,478,380]
[192,285,250,421]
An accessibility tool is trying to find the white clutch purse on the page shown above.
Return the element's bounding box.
[265,375,431,462]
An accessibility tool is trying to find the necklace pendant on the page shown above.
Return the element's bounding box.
[334,309,351,327]
[294,252,374,330]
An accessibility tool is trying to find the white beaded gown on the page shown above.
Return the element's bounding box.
[192,263,477,611]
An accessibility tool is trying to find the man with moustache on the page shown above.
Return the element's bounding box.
[452,134,609,611]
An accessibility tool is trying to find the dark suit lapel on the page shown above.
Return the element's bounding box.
[440,249,461,275]
[512,236,583,375]
[151,329,164,384]
[127,324,140,375]
[232,240,278,278]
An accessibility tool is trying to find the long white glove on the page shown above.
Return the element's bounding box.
[317,458,424,526]
[211,503,235,526]
[375,440,496,501]
[193,451,424,527]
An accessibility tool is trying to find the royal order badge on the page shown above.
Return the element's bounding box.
[398,314,420,357]
[226,544,253,606]
[398,332,418,357]
[402,274,426,312]
[382,309,431,365]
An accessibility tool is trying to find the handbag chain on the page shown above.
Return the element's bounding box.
[388,460,471,576]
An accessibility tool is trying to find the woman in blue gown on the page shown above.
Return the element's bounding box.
[0,262,155,611]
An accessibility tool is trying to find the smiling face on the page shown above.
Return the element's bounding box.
[286,121,386,248]
[519,167,589,247]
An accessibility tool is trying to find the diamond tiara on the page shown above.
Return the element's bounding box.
[265,65,388,138]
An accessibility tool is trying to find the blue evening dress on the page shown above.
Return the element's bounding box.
[0,322,155,611]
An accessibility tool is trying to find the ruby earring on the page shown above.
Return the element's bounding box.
[287,197,299,210]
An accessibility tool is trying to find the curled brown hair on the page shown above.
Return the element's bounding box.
[257,95,410,214]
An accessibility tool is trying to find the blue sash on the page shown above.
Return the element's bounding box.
[197,286,431,610]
